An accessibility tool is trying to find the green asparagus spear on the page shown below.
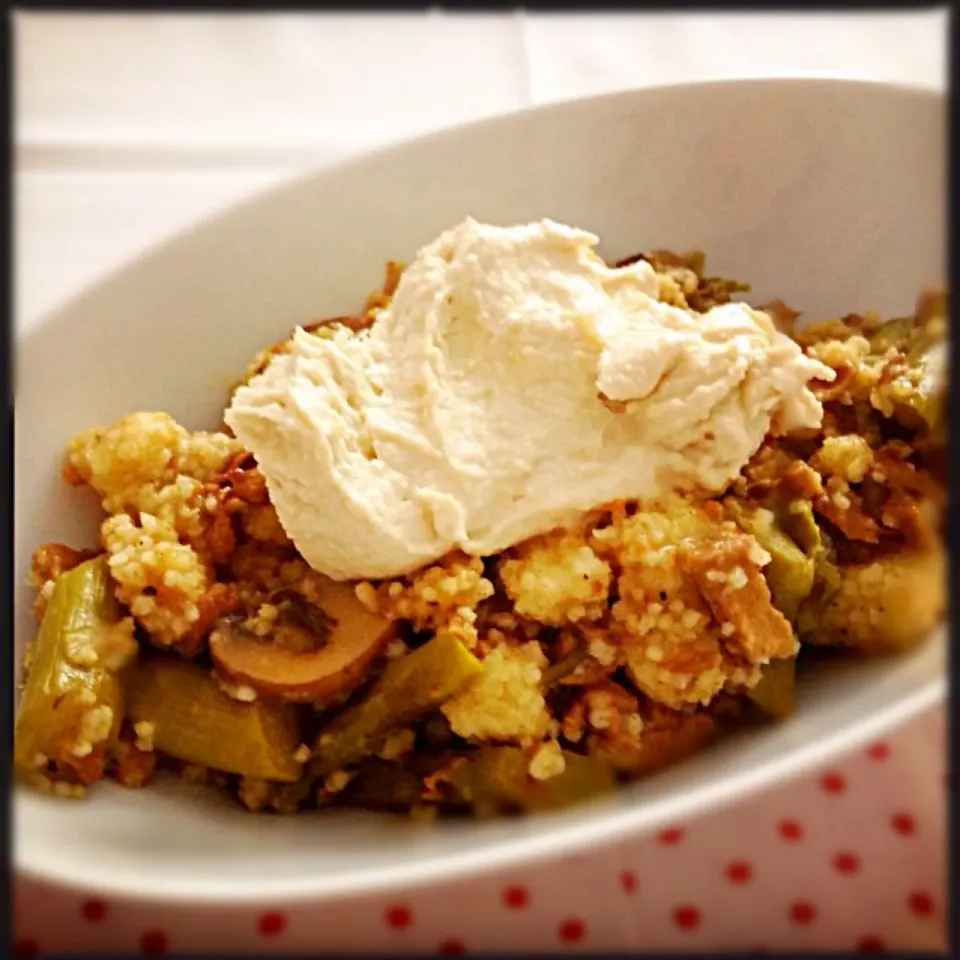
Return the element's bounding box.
[311,632,482,777]
[746,657,796,719]
[440,747,615,813]
[128,657,304,782]
[15,555,136,789]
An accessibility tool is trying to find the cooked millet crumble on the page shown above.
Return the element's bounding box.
[13,252,946,819]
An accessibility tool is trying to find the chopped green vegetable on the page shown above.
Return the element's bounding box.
[868,301,947,433]
[590,709,718,776]
[15,555,133,787]
[868,293,945,360]
[346,758,434,809]
[746,657,796,719]
[724,499,814,621]
[542,640,588,687]
[868,315,917,356]
[777,499,822,557]
[128,658,303,782]
[310,632,482,777]
[899,342,945,432]
[441,747,615,813]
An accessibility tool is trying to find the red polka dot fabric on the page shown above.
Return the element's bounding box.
[14,708,945,954]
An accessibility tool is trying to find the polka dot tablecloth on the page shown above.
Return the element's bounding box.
[14,706,946,955]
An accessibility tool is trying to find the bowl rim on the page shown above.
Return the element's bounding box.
[15,74,946,903]
[18,73,944,331]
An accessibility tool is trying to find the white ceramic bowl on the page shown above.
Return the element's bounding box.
[15,77,945,903]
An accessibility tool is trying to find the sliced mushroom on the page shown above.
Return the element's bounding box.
[210,580,393,703]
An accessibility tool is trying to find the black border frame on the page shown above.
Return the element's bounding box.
[5,3,954,958]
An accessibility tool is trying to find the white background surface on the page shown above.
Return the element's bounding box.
[13,10,948,954]
[15,9,947,324]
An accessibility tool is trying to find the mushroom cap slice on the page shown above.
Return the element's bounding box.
[210,580,393,703]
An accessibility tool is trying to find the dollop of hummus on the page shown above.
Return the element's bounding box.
[226,218,834,580]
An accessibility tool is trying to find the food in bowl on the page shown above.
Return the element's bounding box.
[14,217,946,818]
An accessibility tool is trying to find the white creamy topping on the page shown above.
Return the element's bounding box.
[226,218,834,580]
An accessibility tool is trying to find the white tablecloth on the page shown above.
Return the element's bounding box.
[14,10,947,955]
